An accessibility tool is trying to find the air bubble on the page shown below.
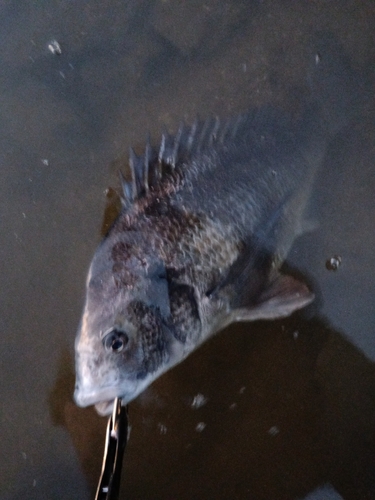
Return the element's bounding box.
[268,426,280,436]
[195,422,206,432]
[191,393,207,409]
[326,255,342,271]
[157,423,167,435]
[48,40,62,55]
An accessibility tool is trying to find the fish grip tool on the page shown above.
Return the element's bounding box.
[95,398,128,500]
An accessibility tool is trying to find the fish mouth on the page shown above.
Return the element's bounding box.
[74,374,156,415]
[94,400,116,416]
[74,368,160,415]
[74,385,128,416]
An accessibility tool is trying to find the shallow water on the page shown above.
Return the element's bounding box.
[0,1,374,499]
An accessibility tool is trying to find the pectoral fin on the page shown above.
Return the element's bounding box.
[229,273,314,323]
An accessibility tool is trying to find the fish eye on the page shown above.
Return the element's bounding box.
[102,329,129,353]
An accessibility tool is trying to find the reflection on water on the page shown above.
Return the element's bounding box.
[0,1,374,499]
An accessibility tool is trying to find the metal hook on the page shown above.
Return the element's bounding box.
[95,398,128,500]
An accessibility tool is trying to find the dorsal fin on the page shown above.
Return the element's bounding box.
[171,121,184,168]
[158,131,166,165]
[119,169,132,207]
[143,136,151,194]
[159,128,175,167]
[187,117,199,152]
[118,114,247,209]
[196,116,212,153]
[128,148,138,198]
[219,118,230,143]
[230,113,246,140]
[208,117,221,148]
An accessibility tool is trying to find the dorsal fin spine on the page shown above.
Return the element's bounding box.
[218,117,232,144]
[119,170,131,207]
[144,138,151,194]
[230,113,245,139]
[187,117,198,152]
[208,116,220,147]
[171,122,184,169]
[158,132,166,165]
[128,148,138,200]
[196,117,211,153]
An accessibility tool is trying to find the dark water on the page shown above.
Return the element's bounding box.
[0,1,374,499]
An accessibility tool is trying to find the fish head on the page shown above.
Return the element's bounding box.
[74,235,178,416]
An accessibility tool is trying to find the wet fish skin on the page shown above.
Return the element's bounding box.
[74,36,357,415]
[74,106,320,415]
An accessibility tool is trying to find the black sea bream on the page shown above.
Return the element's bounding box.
[74,38,355,415]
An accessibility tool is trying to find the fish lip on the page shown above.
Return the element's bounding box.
[74,385,127,410]
[95,400,116,416]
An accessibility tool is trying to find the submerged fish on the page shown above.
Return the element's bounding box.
[74,40,354,416]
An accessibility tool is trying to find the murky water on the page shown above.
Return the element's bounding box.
[0,1,374,499]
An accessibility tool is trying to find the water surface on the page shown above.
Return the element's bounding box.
[0,1,374,499]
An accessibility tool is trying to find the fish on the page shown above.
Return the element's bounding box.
[74,37,356,416]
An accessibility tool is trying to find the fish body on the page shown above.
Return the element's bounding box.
[74,106,321,415]
[74,38,355,415]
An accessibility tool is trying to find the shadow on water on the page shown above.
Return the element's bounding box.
[48,312,375,500]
